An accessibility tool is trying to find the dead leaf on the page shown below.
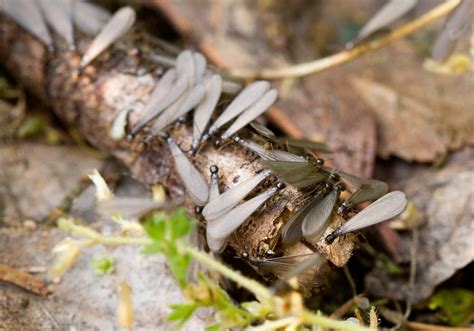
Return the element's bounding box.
[351,76,448,162]
[365,153,474,302]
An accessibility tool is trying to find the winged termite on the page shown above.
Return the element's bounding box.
[431,0,474,62]
[281,182,334,246]
[129,69,178,136]
[1,0,54,51]
[234,137,307,162]
[302,183,345,244]
[165,133,209,206]
[207,81,271,135]
[148,83,205,135]
[352,0,418,45]
[79,6,136,69]
[326,191,407,244]
[337,179,389,214]
[220,89,278,140]
[192,75,222,151]
[202,170,271,221]
[242,252,328,292]
[73,0,111,36]
[206,184,281,252]
[39,0,74,50]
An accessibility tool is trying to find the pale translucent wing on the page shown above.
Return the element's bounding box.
[207,187,277,239]
[39,0,74,49]
[176,50,195,87]
[209,173,220,201]
[193,52,207,82]
[131,69,178,135]
[281,200,314,246]
[97,197,163,219]
[192,75,222,149]
[262,160,327,188]
[73,0,111,36]
[334,191,407,236]
[168,138,209,206]
[302,188,340,241]
[149,83,205,134]
[250,121,276,139]
[346,179,389,207]
[250,253,327,290]
[80,6,136,68]
[206,233,227,252]
[208,81,270,134]
[1,0,53,49]
[238,139,306,162]
[432,0,474,62]
[221,89,278,139]
[202,170,271,221]
[354,0,417,43]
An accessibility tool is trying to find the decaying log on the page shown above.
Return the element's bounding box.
[0,14,354,269]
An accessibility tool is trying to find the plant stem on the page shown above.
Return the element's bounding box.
[184,245,272,302]
[303,311,372,331]
[249,317,298,331]
[228,0,461,80]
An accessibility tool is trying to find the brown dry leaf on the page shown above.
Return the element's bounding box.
[365,151,474,302]
[350,76,448,162]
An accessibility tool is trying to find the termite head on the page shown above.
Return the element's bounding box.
[213,139,221,148]
[233,136,241,144]
[315,158,324,167]
[276,181,286,190]
[195,206,203,214]
[241,252,250,259]
[337,201,350,215]
[209,165,219,174]
[161,131,171,141]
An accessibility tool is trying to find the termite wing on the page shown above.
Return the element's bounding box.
[302,183,345,244]
[352,0,417,45]
[39,0,75,50]
[235,137,307,162]
[281,182,334,246]
[326,191,407,244]
[97,197,171,220]
[1,0,54,51]
[164,133,209,206]
[431,0,474,62]
[337,178,389,214]
[192,74,222,151]
[207,81,271,136]
[80,6,136,69]
[73,0,111,36]
[260,159,328,188]
[202,170,271,221]
[206,184,282,252]
[243,252,329,293]
[220,89,278,140]
[205,165,227,252]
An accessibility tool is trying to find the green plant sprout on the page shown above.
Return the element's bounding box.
[54,210,376,330]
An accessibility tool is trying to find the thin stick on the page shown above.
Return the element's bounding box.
[228,0,461,80]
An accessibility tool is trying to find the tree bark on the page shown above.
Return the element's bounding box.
[0,14,354,267]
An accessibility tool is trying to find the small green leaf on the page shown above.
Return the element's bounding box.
[428,288,474,326]
[167,247,192,288]
[141,241,166,255]
[17,116,46,138]
[169,209,195,240]
[205,323,221,331]
[167,303,197,326]
[90,254,115,276]
[143,212,167,241]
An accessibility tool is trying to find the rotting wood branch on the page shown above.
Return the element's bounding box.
[0,15,354,269]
